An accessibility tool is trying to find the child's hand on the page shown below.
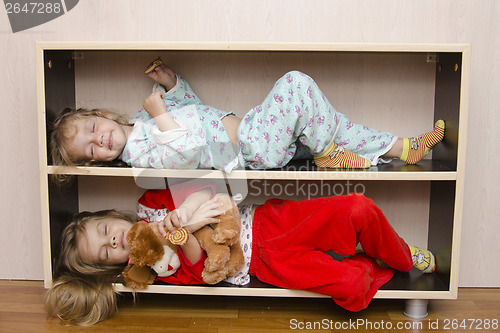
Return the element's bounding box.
[183,198,226,233]
[158,206,194,237]
[172,206,193,227]
[148,64,177,91]
[157,210,183,237]
[143,91,167,118]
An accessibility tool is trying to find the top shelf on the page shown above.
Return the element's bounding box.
[36,41,471,53]
[46,160,457,181]
[38,42,469,180]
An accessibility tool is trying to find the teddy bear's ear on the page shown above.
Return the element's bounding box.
[122,264,156,290]
[126,221,150,242]
[127,221,165,266]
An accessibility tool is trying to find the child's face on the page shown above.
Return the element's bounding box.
[65,116,129,162]
[78,217,134,265]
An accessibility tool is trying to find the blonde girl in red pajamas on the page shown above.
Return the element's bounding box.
[45,187,435,325]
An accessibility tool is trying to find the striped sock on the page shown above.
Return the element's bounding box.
[314,141,371,169]
[408,245,436,273]
[400,120,445,164]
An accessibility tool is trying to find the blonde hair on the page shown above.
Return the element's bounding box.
[45,274,118,326]
[49,108,131,184]
[45,210,136,325]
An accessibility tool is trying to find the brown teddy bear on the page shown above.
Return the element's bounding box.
[122,194,245,288]
[194,193,245,284]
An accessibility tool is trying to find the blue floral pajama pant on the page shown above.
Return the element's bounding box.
[237,71,397,169]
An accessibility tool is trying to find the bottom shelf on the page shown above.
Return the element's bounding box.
[113,247,453,300]
[114,270,453,300]
[380,269,450,292]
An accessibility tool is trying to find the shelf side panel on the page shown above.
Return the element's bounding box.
[48,180,79,279]
[44,50,79,280]
[427,180,455,292]
[433,53,462,170]
[44,50,76,164]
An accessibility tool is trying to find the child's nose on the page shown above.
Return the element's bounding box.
[92,133,104,147]
[109,236,117,248]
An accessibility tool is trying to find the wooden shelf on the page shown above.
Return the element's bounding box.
[37,41,471,53]
[114,270,452,300]
[38,42,469,306]
[46,160,457,181]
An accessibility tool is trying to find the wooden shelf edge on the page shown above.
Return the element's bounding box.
[112,284,455,300]
[35,41,471,53]
[44,166,457,181]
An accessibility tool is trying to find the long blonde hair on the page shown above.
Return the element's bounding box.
[44,274,118,326]
[45,210,136,326]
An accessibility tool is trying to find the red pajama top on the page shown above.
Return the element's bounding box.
[137,183,214,285]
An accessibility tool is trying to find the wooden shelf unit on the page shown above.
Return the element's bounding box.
[37,42,469,304]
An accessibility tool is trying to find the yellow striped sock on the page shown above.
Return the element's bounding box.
[315,141,371,169]
[408,245,436,273]
[400,120,445,164]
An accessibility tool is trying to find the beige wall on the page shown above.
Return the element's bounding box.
[0,0,498,287]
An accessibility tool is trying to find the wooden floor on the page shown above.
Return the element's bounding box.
[1,281,499,332]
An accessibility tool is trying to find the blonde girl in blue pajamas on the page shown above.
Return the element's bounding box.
[51,60,445,173]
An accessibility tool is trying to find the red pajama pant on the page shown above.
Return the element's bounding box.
[249,193,413,311]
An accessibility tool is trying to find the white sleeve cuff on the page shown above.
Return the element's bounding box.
[152,121,188,144]
[152,74,181,96]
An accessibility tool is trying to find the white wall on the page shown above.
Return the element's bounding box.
[0,0,498,287]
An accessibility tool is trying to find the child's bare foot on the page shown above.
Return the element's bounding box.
[400,120,445,164]
[146,59,177,91]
